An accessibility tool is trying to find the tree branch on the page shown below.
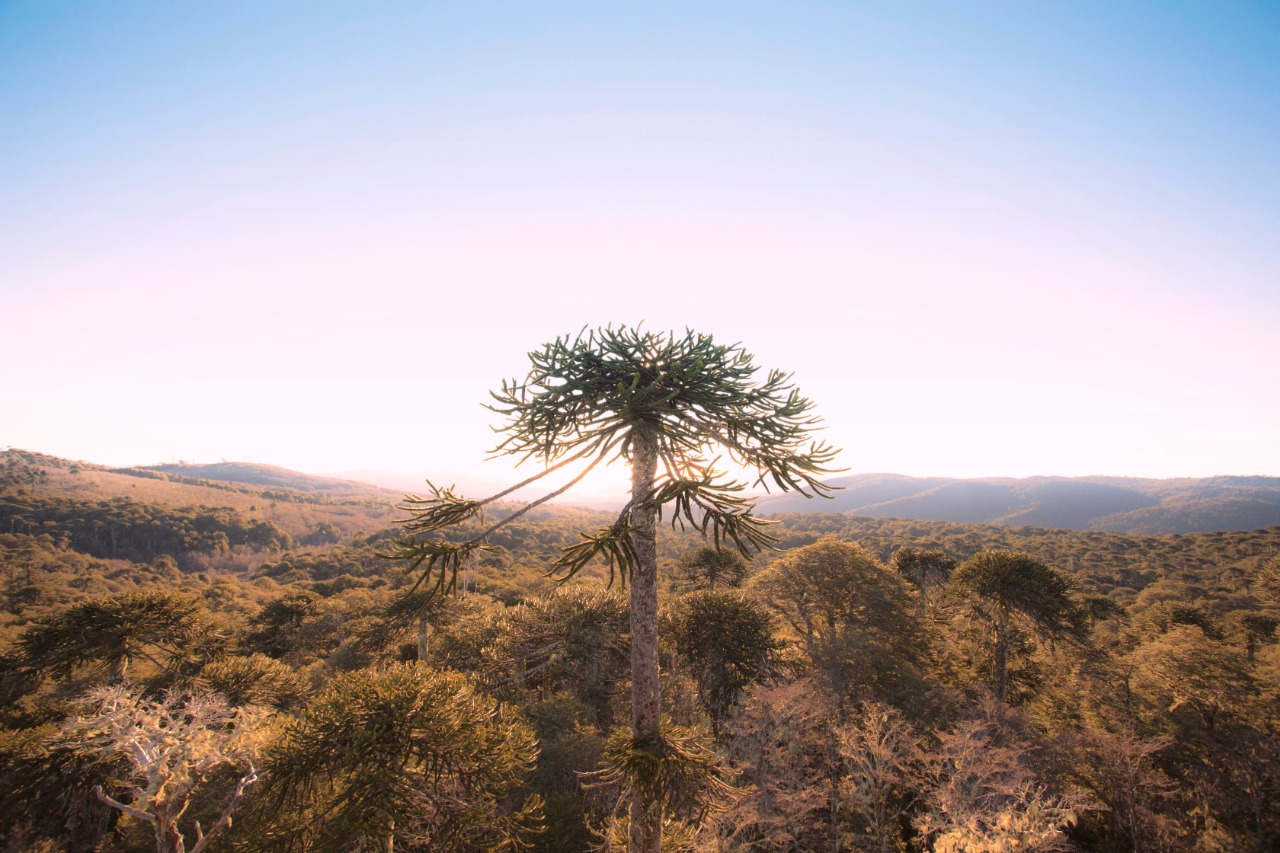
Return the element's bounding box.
[465,453,606,546]
[94,785,156,825]
[188,763,258,853]
[478,445,600,505]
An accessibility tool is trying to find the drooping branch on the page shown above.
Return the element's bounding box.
[588,725,745,823]
[396,446,606,539]
[480,444,603,501]
[473,452,607,539]
[650,471,778,556]
[389,452,610,600]
[396,484,486,535]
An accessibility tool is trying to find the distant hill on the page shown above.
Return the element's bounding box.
[0,449,401,545]
[145,462,374,494]
[8,450,1279,535]
[756,473,1280,534]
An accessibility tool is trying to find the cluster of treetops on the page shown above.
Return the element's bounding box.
[0,495,1278,850]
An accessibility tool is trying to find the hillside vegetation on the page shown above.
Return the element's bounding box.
[1,448,1277,851]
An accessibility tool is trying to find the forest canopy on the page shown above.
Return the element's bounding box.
[0,446,1278,851]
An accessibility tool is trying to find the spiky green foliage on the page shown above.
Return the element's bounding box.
[381,483,495,599]
[949,552,1087,642]
[499,586,630,730]
[668,590,779,731]
[948,551,1088,702]
[0,724,122,850]
[19,591,223,685]
[390,327,840,595]
[593,725,745,827]
[890,546,957,614]
[670,546,750,593]
[256,663,542,852]
[489,327,835,471]
[751,538,932,710]
[196,653,305,710]
[1255,554,1280,604]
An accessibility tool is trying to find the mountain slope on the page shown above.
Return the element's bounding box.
[9,450,1279,535]
[756,473,1280,533]
[144,462,373,493]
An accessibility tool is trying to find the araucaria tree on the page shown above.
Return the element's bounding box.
[389,327,839,852]
[948,551,1087,703]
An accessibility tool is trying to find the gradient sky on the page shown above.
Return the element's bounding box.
[3,1,1278,490]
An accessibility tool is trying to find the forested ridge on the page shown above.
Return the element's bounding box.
[1,449,1278,851]
[756,473,1280,534]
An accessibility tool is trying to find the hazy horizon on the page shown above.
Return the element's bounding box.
[4,2,1278,481]
[9,444,1279,494]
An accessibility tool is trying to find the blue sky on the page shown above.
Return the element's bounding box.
[3,1,1278,484]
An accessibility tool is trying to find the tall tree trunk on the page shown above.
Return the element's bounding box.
[417,617,429,663]
[628,433,661,853]
[915,566,928,620]
[993,608,1009,703]
[111,654,129,685]
[156,803,186,853]
[827,728,842,853]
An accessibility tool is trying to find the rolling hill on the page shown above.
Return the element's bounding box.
[755,473,1280,534]
[8,449,1279,535]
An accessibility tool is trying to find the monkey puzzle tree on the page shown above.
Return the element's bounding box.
[1255,554,1280,604]
[751,538,931,712]
[947,551,1087,704]
[20,591,222,685]
[889,545,956,618]
[257,664,541,851]
[670,546,751,593]
[499,586,631,731]
[668,589,779,737]
[388,327,839,852]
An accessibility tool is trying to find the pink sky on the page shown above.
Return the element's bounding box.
[3,2,1278,482]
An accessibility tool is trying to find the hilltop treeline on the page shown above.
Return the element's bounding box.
[1,449,386,508]
[0,495,293,561]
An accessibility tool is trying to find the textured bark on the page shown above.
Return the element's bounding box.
[112,654,129,685]
[417,617,429,663]
[628,433,662,853]
[993,607,1009,704]
[914,565,929,620]
[157,803,185,853]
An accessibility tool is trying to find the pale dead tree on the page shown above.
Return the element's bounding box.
[701,682,833,852]
[914,717,1091,853]
[60,686,270,853]
[1074,725,1181,853]
[835,702,919,853]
